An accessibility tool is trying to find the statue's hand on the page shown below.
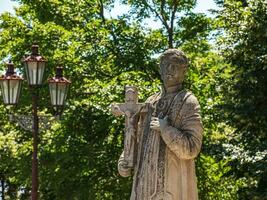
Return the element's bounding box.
[150,117,161,132]
[118,159,129,168]
[118,159,132,177]
[150,116,169,132]
[159,116,169,131]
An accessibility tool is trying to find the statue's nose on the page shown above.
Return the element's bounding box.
[167,64,175,72]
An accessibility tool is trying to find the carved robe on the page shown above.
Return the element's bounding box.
[118,90,203,200]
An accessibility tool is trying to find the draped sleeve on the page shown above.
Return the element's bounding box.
[160,94,203,160]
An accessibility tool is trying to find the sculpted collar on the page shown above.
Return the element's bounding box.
[162,84,183,95]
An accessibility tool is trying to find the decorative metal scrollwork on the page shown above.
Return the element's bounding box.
[9,114,60,132]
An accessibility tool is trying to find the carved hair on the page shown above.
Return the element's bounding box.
[159,49,188,72]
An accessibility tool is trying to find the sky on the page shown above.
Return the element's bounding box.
[109,0,218,28]
[0,0,218,16]
[0,0,218,30]
[0,0,18,14]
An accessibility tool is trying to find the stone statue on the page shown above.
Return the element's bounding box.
[111,49,203,200]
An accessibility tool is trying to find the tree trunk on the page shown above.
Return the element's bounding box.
[168,28,174,48]
[1,178,5,200]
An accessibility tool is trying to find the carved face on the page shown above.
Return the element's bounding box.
[125,88,138,103]
[160,55,187,88]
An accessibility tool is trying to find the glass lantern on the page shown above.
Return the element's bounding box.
[0,62,23,105]
[23,45,46,86]
[48,67,71,111]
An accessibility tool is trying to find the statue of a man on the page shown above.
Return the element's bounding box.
[117,49,203,200]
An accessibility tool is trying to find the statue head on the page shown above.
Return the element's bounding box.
[125,86,138,103]
[159,49,188,88]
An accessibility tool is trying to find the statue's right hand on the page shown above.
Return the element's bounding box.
[118,159,129,169]
[118,159,132,177]
[150,117,161,132]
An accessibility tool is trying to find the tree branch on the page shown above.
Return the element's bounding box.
[98,0,106,23]
[141,0,169,30]
[169,0,178,48]
[170,0,178,31]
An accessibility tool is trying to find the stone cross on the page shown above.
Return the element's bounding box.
[111,86,145,168]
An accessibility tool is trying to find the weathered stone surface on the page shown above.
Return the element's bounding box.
[111,49,203,200]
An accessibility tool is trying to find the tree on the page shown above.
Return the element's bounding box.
[121,0,211,49]
[215,0,267,199]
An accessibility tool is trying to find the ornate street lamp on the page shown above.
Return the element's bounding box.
[0,61,23,105]
[23,44,46,86]
[0,45,70,200]
[48,67,71,114]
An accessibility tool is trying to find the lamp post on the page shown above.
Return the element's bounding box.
[0,45,70,200]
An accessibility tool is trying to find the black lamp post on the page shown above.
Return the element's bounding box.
[0,45,70,200]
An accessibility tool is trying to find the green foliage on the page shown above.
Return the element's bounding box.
[215,0,267,199]
[0,0,162,199]
[197,154,245,200]
[183,50,245,199]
